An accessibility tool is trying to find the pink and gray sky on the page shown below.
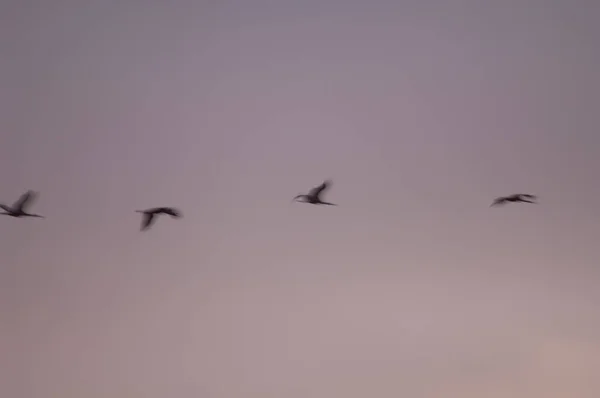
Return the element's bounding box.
[2,0,600,397]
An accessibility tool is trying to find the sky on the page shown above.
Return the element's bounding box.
[1,0,600,397]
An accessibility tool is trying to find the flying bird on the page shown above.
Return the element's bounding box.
[0,190,44,218]
[491,194,537,206]
[135,207,181,231]
[293,180,337,206]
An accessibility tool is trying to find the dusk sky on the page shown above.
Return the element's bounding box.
[2,0,600,397]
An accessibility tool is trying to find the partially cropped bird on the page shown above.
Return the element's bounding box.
[135,207,181,230]
[491,194,537,206]
[293,180,337,206]
[0,190,44,218]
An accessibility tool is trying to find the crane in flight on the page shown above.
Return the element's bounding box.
[135,207,181,231]
[0,190,44,218]
[491,194,537,206]
[293,180,337,206]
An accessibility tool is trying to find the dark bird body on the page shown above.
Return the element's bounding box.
[293,180,337,206]
[0,190,44,218]
[136,207,181,230]
[491,194,537,206]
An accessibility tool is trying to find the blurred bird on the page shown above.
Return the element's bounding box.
[135,207,181,230]
[293,180,337,206]
[0,190,44,218]
[491,194,537,206]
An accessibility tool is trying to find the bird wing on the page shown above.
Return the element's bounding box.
[518,194,536,199]
[161,207,181,218]
[308,180,330,198]
[140,213,155,230]
[0,204,13,213]
[491,197,506,206]
[12,190,35,212]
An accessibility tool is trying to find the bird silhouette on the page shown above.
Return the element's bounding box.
[0,190,44,218]
[135,207,181,231]
[293,180,337,206]
[491,194,537,206]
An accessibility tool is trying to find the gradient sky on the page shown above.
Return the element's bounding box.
[2,1,600,397]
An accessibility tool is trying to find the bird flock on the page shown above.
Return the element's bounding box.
[1,182,536,231]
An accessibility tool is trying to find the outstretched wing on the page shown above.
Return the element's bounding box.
[308,180,330,199]
[160,207,181,218]
[12,190,36,212]
[518,194,536,200]
[140,213,156,231]
[0,204,13,213]
[490,197,506,206]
